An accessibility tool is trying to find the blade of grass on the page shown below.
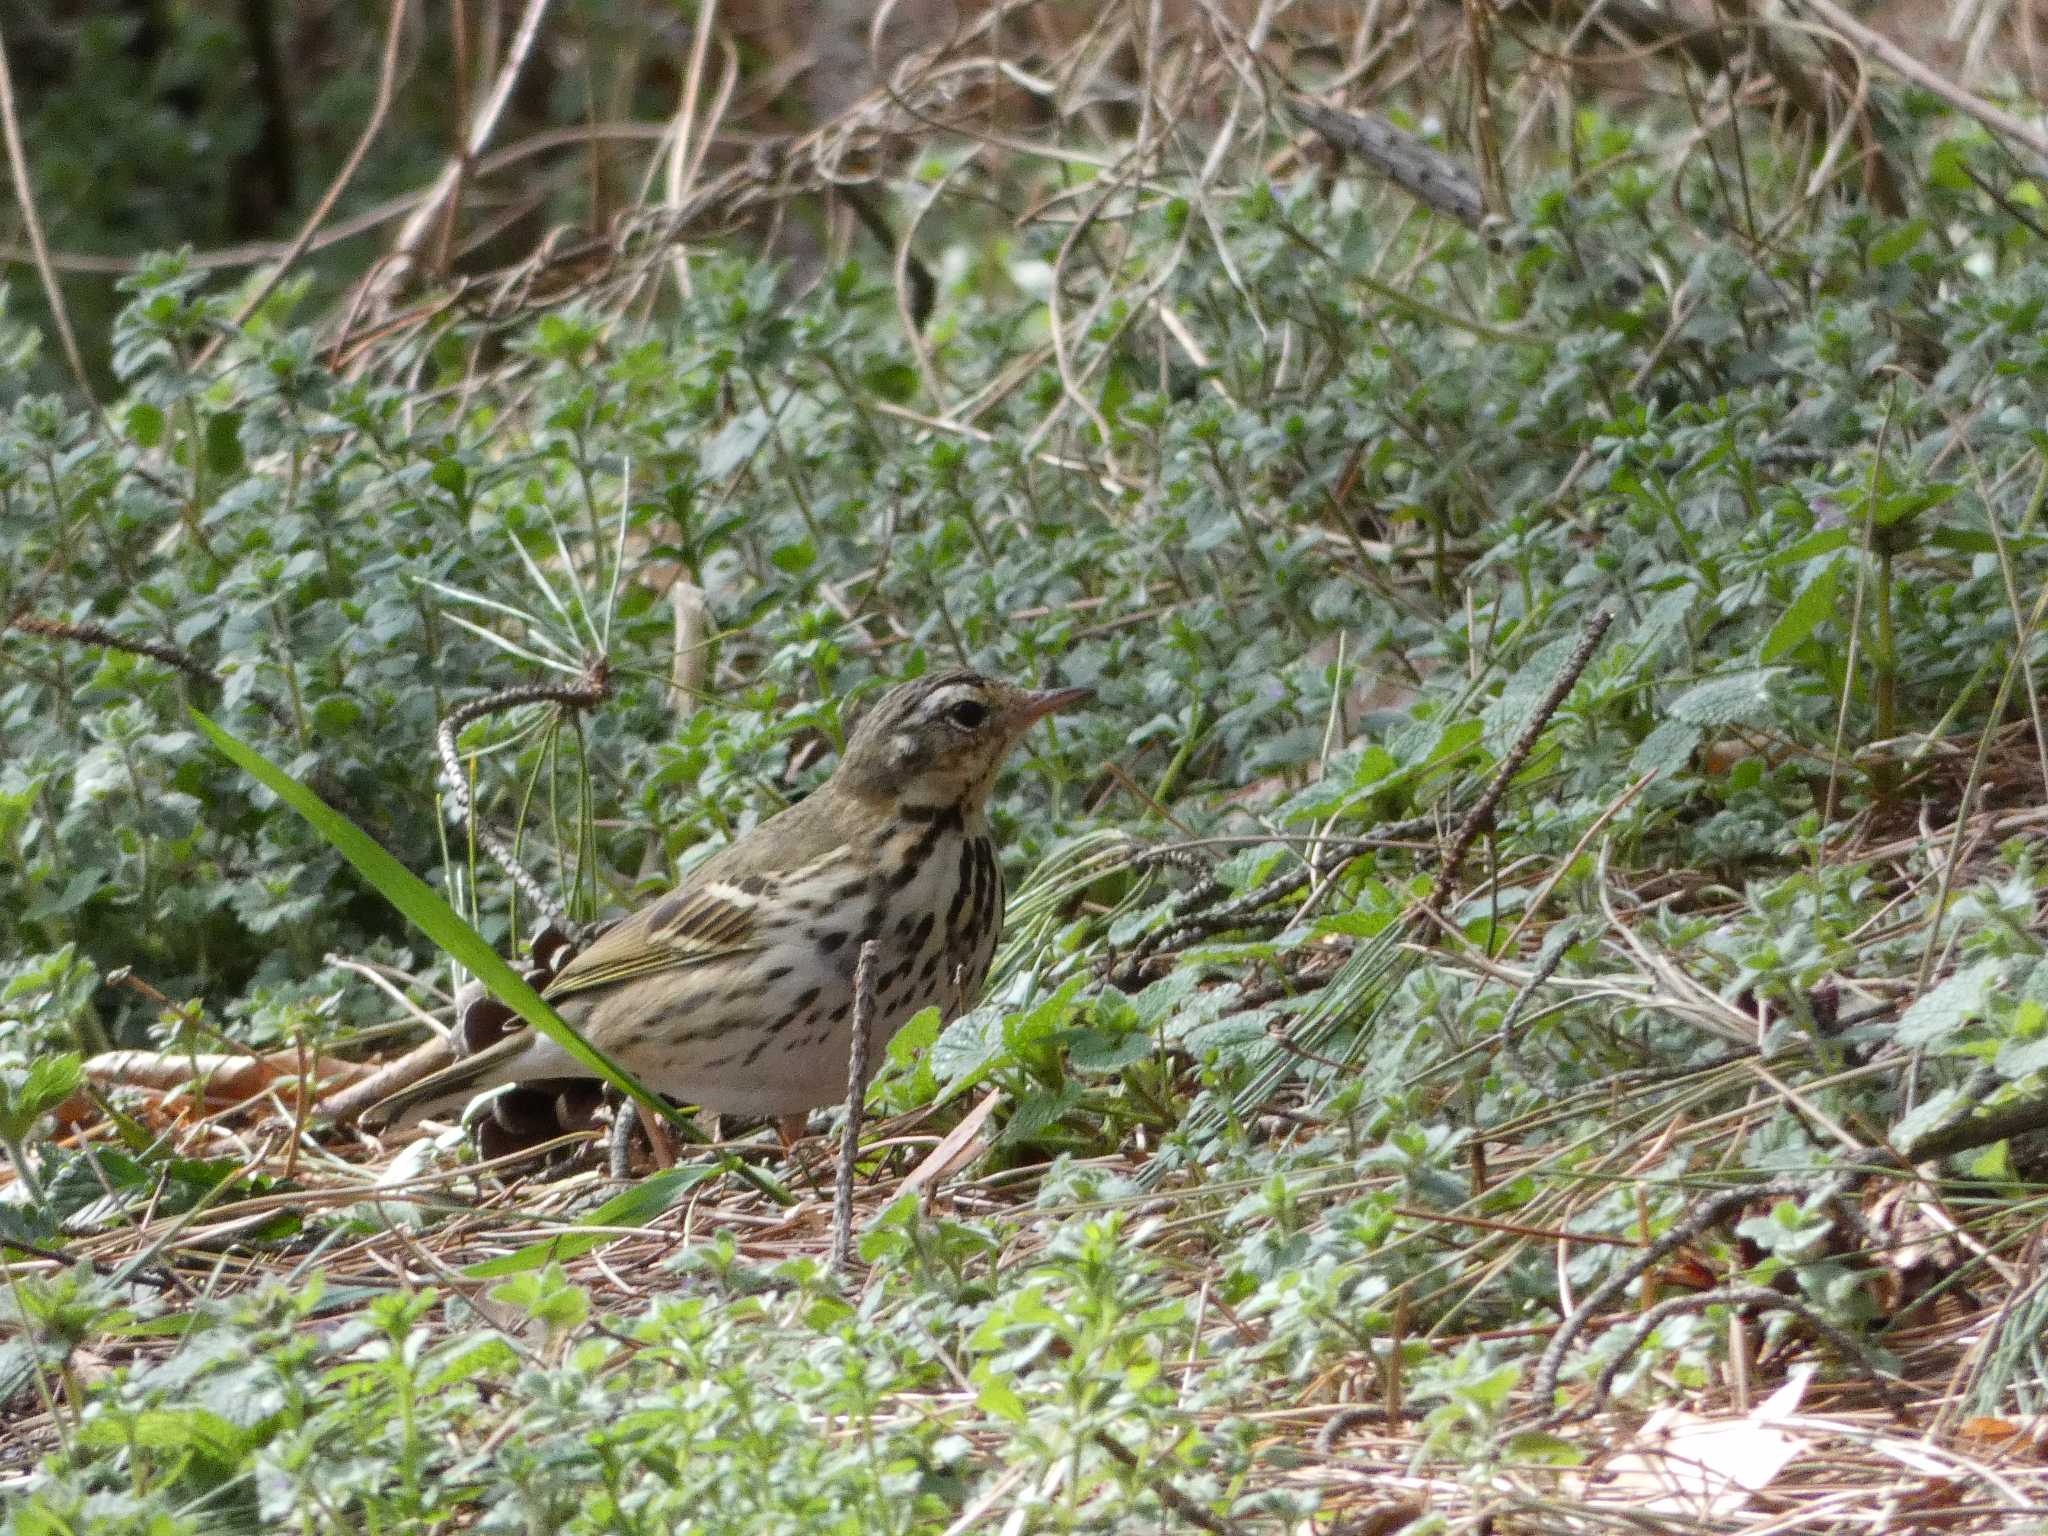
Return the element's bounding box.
[193,708,792,1205]
[462,1165,716,1277]
[193,708,687,1127]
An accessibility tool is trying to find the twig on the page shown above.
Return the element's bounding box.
[322,954,453,1041]
[5,616,218,689]
[1894,1066,2048,1163]
[1429,608,1612,919]
[1526,1171,1866,1423]
[199,0,412,368]
[1314,1404,1394,1455]
[1113,832,1423,984]
[1501,771,1657,954]
[1790,0,2048,169]
[435,660,613,934]
[317,1033,457,1123]
[658,0,728,303]
[1090,1430,1245,1536]
[360,0,557,317]
[0,18,93,397]
[0,1233,183,1292]
[1494,924,1574,1069]
[1574,1284,1913,1424]
[832,940,880,1273]
[843,184,934,327]
[668,579,707,718]
[609,1100,639,1180]
[4,614,295,733]
[1499,0,1902,211]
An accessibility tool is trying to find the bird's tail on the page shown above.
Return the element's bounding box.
[359,1031,534,1130]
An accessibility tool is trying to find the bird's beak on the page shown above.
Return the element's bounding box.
[1009,685,1093,728]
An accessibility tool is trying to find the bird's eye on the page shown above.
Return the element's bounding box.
[945,699,990,730]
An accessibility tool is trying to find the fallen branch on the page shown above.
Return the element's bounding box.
[82,1048,378,1113]
[318,1034,458,1124]
[1526,1172,1868,1426]
[1430,608,1613,920]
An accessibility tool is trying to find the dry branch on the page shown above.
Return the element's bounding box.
[1430,608,1613,920]
[1287,96,1488,232]
[81,1049,376,1110]
[831,939,881,1272]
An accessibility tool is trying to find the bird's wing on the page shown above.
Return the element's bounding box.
[542,873,793,998]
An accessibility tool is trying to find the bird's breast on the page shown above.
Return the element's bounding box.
[561,818,1006,1117]
[853,816,1002,1021]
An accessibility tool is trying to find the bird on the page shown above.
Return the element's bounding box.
[360,670,1090,1133]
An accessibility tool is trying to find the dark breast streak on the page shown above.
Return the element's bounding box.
[944,835,1001,1005]
[828,811,998,1020]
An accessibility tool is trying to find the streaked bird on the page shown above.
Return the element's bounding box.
[362,671,1089,1132]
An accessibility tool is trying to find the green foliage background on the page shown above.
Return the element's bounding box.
[5,3,2048,1530]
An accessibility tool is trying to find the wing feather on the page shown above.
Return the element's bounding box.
[543,880,766,998]
[360,815,859,1129]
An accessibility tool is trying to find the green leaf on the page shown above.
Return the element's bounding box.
[1868,481,1956,529]
[191,709,692,1133]
[489,1263,589,1334]
[1896,958,2005,1048]
[1462,1362,1521,1409]
[21,867,105,923]
[1667,669,1783,728]
[1631,717,1701,777]
[998,1082,1085,1143]
[0,1052,84,1140]
[1503,1430,1584,1465]
[1892,1087,1966,1154]
[930,1005,1008,1090]
[462,1167,715,1277]
[971,1361,1028,1423]
[22,1054,83,1117]
[0,1339,35,1413]
[1965,1139,2015,1182]
[430,456,468,496]
[771,539,816,573]
[1311,906,1398,940]
[1926,527,1997,556]
[203,411,245,476]
[887,1004,943,1069]
[1927,139,1972,192]
[311,696,363,737]
[1866,220,1926,268]
[1767,525,1855,567]
[126,401,164,447]
[1066,1026,1151,1074]
[1993,1034,2048,1081]
[1761,561,1840,661]
[76,1405,263,1464]
[863,361,919,402]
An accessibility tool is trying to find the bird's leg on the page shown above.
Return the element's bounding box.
[606,1099,679,1177]
[642,1106,678,1169]
[607,1102,638,1179]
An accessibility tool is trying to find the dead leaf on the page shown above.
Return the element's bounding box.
[1583,1366,1813,1517]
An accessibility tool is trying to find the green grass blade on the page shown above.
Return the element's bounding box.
[461,1165,715,1278]
[191,708,691,1132]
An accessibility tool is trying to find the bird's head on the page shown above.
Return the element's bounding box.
[834,670,1090,813]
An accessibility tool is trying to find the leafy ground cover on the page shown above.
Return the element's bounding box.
[5,5,2048,1531]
